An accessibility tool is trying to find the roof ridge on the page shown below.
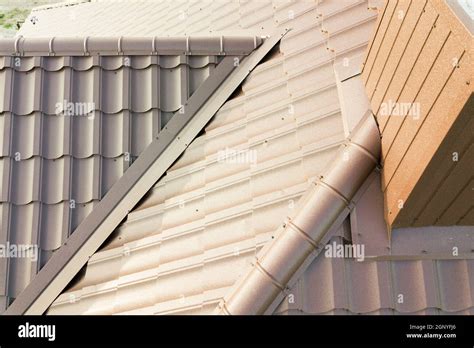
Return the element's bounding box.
[31,0,90,12]
[0,36,262,57]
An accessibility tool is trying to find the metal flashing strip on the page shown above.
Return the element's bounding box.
[5,28,290,315]
[216,112,381,315]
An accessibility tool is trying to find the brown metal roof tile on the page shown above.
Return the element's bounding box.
[391,261,430,312]
[276,256,474,315]
[349,259,385,313]
[437,260,473,312]
[11,113,41,159]
[8,0,470,316]
[40,157,70,204]
[39,202,69,251]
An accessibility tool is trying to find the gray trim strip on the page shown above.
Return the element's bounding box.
[4,27,289,315]
[0,36,263,56]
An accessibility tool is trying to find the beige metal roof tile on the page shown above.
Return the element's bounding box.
[244,82,290,115]
[120,243,161,280]
[114,276,157,314]
[160,231,204,266]
[205,180,252,215]
[301,144,341,179]
[329,17,376,53]
[205,98,246,132]
[102,213,164,252]
[281,23,326,55]
[204,213,255,250]
[162,196,205,231]
[164,171,206,205]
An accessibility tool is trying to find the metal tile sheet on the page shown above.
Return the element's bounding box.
[275,251,474,314]
[0,34,256,307]
[12,0,466,317]
[44,0,390,315]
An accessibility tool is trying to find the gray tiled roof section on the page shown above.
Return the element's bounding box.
[0,36,257,309]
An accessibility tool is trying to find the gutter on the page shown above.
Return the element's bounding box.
[216,111,381,315]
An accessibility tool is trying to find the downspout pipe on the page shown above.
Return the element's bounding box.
[215,112,381,315]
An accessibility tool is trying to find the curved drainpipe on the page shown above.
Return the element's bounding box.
[215,112,381,315]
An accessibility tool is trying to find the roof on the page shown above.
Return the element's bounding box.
[277,248,474,315]
[216,112,381,315]
[0,34,260,311]
[275,171,474,315]
[18,0,277,37]
[3,0,473,315]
